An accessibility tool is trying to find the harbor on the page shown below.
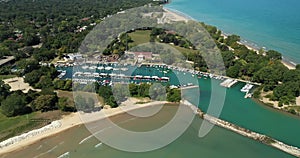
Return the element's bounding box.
[55,61,258,100]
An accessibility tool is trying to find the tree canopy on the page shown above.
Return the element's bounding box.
[0,93,30,117]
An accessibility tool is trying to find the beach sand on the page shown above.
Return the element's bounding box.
[296,96,300,106]
[281,60,296,70]
[159,8,190,23]
[0,100,168,155]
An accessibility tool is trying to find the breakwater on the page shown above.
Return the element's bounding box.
[183,100,300,157]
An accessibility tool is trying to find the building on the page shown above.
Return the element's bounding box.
[0,56,15,67]
[133,52,153,62]
[65,53,83,61]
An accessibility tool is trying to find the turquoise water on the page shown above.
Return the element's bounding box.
[186,78,300,148]
[166,0,300,64]
[62,65,300,149]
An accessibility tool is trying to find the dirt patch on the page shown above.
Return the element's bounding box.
[3,77,40,93]
[296,96,300,106]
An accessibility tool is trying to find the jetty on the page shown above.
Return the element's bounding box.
[181,85,199,90]
[220,79,238,88]
[182,100,300,158]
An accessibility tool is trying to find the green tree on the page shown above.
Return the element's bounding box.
[32,95,58,112]
[24,70,42,86]
[226,64,241,78]
[0,80,10,102]
[63,80,72,91]
[35,76,53,89]
[112,84,130,103]
[58,97,76,112]
[23,32,40,46]
[167,88,181,102]
[129,83,139,96]
[266,50,282,60]
[296,64,300,70]
[282,70,300,83]
[225,35,240,46]
[1,93,29,117]
[149,83,166,101]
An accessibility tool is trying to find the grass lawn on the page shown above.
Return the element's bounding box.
[128,30,199,56]
[57,90,104,107]
[0,110,62,142]
[128,30,151,47]
[0,75,17,80]
[170,45,199,55]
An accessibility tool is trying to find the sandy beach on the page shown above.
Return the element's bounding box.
[164,7,298,72]
[281,60,296,70]
[159,8,192,24]
[0,100,168,155]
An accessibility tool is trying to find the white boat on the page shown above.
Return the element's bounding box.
[82,65,89,69]
[98,66,104,70]
[120,68,129,71]
[241,84,254,93]
[144,76,151,79]
[161,77,169,81]
[105,67,113,70]
[152,76,159,80]
[93,73,100,77]
[89,66,97,70]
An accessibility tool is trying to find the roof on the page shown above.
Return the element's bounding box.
[132,52,152,59]
[0,56,15,66]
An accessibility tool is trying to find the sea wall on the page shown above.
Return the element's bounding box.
[0,121,62,149]
[182,100,300,157]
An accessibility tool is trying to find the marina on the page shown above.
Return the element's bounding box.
[220,79,238,88]
[56,61,260,100]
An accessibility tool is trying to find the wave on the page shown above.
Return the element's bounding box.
[164,7,196,21]
[57,152,70,158]
[79,135,94,145]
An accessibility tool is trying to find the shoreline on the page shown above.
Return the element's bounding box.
[164,6,298,68]
[163,7,195,21]
[0,100,168,155]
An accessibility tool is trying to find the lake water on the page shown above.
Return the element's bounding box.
[2,67,300,158]
[1,105,294,158]
[166,0,300,64]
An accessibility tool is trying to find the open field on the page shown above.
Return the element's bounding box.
[128,30,151,47]
[128,30,199,56]
[57,90,104,107]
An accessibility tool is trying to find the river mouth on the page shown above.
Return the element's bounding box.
[1,104,293,158]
